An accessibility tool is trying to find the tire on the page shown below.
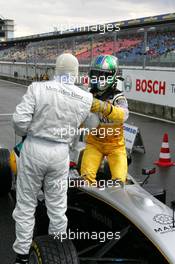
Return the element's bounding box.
[0,148,12,196]
[29,235,79,264]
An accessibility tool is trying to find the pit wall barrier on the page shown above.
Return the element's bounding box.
[128,99,175,121]
[0,61,174,121]
[0,61,55,85]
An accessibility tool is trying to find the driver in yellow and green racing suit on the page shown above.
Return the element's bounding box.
[81,55,129,184]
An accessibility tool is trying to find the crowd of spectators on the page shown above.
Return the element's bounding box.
[0,28,175,66]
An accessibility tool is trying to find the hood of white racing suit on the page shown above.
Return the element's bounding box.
[55,53,79,84]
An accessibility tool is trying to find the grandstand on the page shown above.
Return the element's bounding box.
[0,13,175,68]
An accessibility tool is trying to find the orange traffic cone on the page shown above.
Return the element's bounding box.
[154,133,175,167]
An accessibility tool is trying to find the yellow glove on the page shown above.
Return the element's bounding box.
[107,105,125,123]
[91,98,112,115]
[91,98,124,123]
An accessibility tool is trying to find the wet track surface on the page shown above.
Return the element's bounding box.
[0,79,175,263]
[128,114,175,206]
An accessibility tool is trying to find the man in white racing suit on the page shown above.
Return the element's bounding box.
[12,52,127,264]
[12,53,93,263]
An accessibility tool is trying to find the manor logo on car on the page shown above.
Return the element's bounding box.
[153,214,175,234]
[153,214,173,225]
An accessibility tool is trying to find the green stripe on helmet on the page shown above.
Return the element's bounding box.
[106,55,117,71]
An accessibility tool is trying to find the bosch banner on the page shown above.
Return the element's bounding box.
[122,69,175,107]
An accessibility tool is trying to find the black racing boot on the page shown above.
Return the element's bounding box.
[14,254,29,264]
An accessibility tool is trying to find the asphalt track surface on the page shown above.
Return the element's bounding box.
[0,79,175,263]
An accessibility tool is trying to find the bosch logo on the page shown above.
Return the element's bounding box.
[153,214,173,225]
[124,75,132,92]
[136,79,166,95]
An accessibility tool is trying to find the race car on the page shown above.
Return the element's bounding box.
[0,140,175,264]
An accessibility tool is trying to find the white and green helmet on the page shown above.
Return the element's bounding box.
[89,54,119,92]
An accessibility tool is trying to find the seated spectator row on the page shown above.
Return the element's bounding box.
[0,27,175,66]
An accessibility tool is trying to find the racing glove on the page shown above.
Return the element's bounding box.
[91,98,125,123]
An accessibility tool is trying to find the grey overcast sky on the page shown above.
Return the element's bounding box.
[0,0,175,37]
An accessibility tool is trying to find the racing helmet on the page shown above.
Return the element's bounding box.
[55,53,79,81]
[89,54,120,93]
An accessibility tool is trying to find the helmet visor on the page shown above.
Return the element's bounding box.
[89,69,114,91]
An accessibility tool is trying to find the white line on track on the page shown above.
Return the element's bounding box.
[0,78,27,87]
[0,113,13,116]
[130,111,175,125]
